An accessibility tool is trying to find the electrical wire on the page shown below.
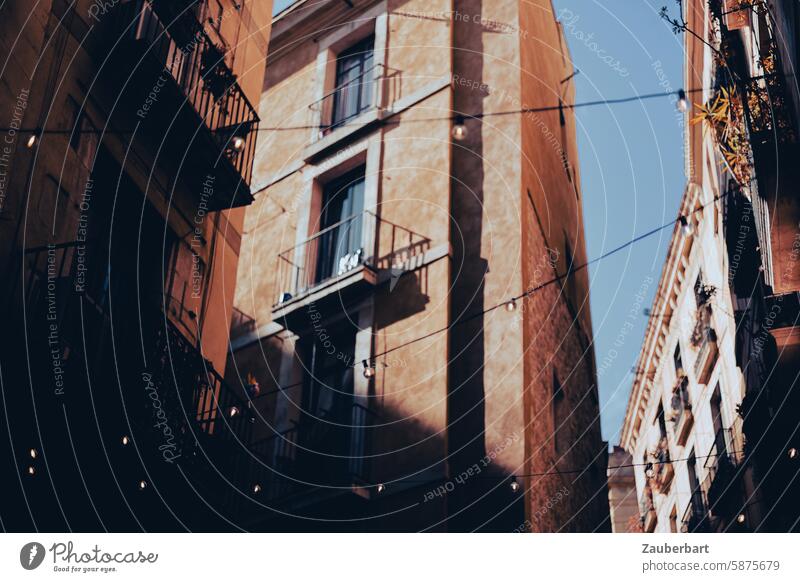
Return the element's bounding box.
[0,87,704,137]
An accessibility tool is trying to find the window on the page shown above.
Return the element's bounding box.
[314,167,366,284]
[329,36,375,130]
[37,175,69,227]
[298,319,358,481]
[656,404,667,441]
[694,270,706,306]
[68,97,99,169]
[673,343,683,376]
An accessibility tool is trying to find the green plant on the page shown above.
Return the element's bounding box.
[692,86,753,184]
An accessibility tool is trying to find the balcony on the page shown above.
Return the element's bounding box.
[692,307,718,385]
[651,438,674,493]
[248,402,377,502]
[670,376,694,446]
[639,486,657,533]
[107,0,259,209]
[742,37,797,150]
[681,489,710,533]
[304,64,387,159]
[273,211,429,327]
[703,424,746,517]
[18,240,252,458]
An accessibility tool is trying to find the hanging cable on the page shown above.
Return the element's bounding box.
[0,87,705,137]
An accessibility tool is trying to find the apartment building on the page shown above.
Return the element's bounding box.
[0,0,271,531]
[607,446,639,532]
[227,0,609,532]
[622,0,800,533]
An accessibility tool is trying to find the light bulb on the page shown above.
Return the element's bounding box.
[26,133,38,148]
[506,299,517,312]
[229,406,240,417]
[121,435,130,446]
[29,448,38,459]
[27,466,35,476]
[253,484,262,494]
[232,136,245,151]
[138,480,147,490]
[679,216,694,237]
[676,89,689,112]
[736,513,746,524]
[363,360,375,379]
[452,115,468,141]
[510,477,520,492]
[788,447,798,460]
[376,483,386,493]
[645,462,655,479]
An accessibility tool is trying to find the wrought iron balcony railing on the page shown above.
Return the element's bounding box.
[693,323,719,385]
[275,211,429,304]
[309,64,385,141]
[703,422,746,515]
[650,437,675,492]
[19,240,251,454]
[248,402,378,501]
[670,375,694,446]
[681,488,710,533]
[742,36,797,147]
[116,0,259,189]
[639,486,657,532]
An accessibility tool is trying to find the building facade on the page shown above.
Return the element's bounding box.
[226,0,608,532]
[607,446,639,533]
[0,0,272,531]
[622,0,800,533]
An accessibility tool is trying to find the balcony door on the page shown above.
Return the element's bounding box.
[330,36,375,129]
[299,321,357,484]
[314,167,365,284]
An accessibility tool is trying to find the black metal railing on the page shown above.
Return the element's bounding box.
[247,402,378,500]
[650,437,674,492]
[671,376,692,428]
[742,35,797,147]
[703,422,746,514]
[639,486,657,531]
[117,0,259,185]
[693,321,718,384]
[146,305,251,446]
[681,488,709,532]
[275,211,429,302]
[310,64,384,140]
[20,240,251,454]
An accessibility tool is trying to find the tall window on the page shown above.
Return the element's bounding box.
[314,167,365,284]
[694,270,706,306]
[673,343,683,376]
[298,320,357,482]
[330,36,375,129]
[656,404,668,441]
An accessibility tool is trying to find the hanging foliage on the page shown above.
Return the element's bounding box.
[691,85,753,185]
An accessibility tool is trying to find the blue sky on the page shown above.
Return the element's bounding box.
[273,0,295,15]
[267,0,686,444]
[551,0,686,443]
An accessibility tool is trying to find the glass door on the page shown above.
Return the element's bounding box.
[314,167,365,284]
[331,37,375,129]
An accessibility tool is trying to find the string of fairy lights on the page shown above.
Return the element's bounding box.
[1,87,698,148]
[15,83,783,498]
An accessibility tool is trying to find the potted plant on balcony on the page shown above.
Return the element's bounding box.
[201,43,238,100]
